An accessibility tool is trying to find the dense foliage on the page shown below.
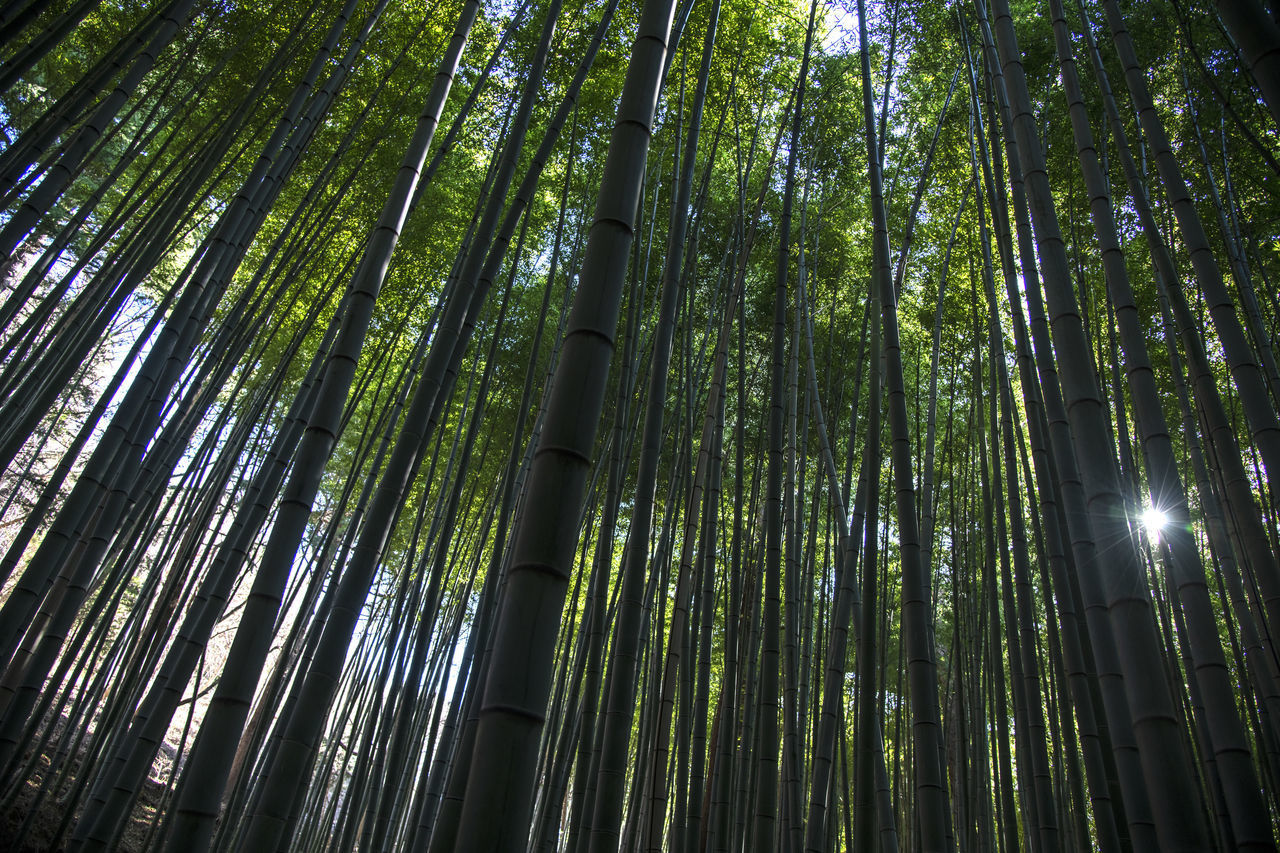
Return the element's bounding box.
[1,0,1279,850]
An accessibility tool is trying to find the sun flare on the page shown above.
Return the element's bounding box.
[1142,506,1169,540]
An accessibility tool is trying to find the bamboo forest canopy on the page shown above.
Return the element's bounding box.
[2,0,1280,849]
